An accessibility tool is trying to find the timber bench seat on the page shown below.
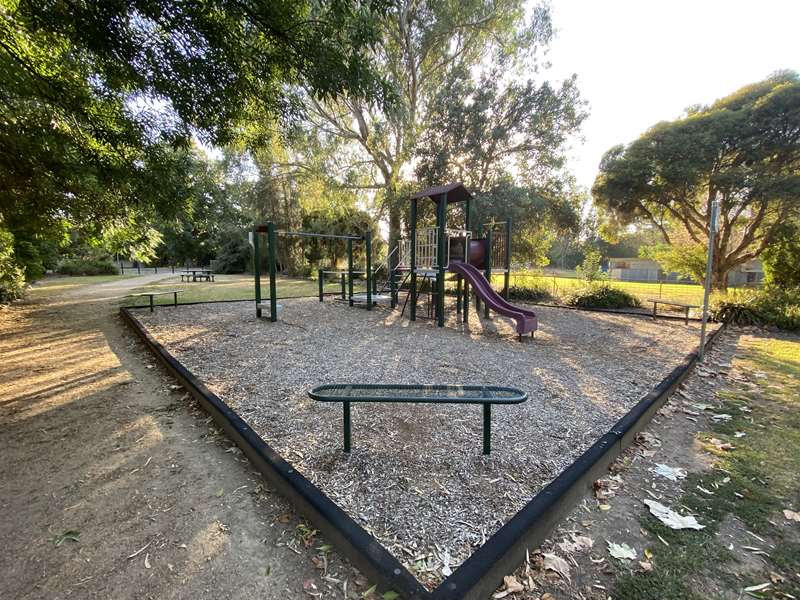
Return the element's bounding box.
[647,298,699,325]
[308,383,527,455]
[129,290,184,312]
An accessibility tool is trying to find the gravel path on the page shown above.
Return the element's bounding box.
[136,298,711,589]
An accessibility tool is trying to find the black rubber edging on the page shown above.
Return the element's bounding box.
[431,323,726,600]
[119,307,430,599]
[122,300,724,600]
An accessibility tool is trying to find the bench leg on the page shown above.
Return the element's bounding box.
[173,292,178,307]
[482,403,491,455]
[652,302,657,320]
[685,307,689,326]
[149,295,154,313]
[343,401,351,453]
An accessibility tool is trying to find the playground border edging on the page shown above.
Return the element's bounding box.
[120,301,724,599]
[119,306,430,600]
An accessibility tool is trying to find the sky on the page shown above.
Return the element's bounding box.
[544,0,800,192]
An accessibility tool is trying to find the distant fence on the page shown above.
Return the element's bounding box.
[505,270,762,307]
[118,264,179,276]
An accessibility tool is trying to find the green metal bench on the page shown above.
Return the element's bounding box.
[308,384,527,455]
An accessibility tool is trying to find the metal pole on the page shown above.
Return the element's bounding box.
[410,199,418,321]
[343,401,351,453]
[699,201,719,361]
[253,228,262,318]
[347,239,354,307]
[340,273,346,299]
[436,193,447,327]
[482,403,491,455]
[503,218,512,299]
[267,222,278,322]
[365,232,372,311]
[484,228,492,319]
[318,268,324,302]
[390,266,397,309]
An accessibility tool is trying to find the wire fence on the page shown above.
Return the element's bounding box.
[505,270,762,307]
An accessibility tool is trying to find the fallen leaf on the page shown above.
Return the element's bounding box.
[743,582,770,593]
[639,560,653,572]
[543,553,571,582]
[708,438,735,451]
[492,575,524,598]
[598,504,611,511]
[644,499,705,530]
[651,464,687,482]
[783,509,800,523]
[711,413,732,422]
[54,530,80,546]
[144,553,151,569]
[607,541,636,561]
[734,431,747,438]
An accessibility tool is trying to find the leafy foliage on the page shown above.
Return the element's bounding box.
[593,71,800,289]
[566,284,641,309]
[711,287,800,330]
[761,220,800,288]
[575,249,606,283]
[508,284,553,303]
[56,258,118,276]
[0,228,25,301]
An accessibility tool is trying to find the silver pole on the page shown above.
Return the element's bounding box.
[699,200,719,361]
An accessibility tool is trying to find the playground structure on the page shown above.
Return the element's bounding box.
[250,182,537,337]
[249,223,375,320]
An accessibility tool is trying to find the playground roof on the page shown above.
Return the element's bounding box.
[410,182,472,204]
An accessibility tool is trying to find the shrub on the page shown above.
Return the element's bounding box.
[711,287,800,331]
[214,237,250,274]
[0,229,25,302]
[566,284,641,309]
[508,284,553,303]
[56,258,118,276]
[576,249,607,283]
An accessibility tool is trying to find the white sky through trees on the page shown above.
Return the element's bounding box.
[545,0,800,191]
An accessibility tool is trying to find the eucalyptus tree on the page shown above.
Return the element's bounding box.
[304,0,560,255]
[593,71,800,289]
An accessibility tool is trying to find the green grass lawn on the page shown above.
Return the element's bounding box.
[26,274,135,296]
[123,273,349,307]
[614,334,800,600]
[507,271,748,306]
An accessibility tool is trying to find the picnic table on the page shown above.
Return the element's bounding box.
[129,290,184,312]
[180,268,214,282]
[647,298,699,325]
[309,383,528,455]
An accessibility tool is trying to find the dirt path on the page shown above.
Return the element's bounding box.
[0,277,358,600]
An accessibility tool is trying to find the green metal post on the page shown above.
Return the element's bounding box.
[474,224,483,312]
[318,268,324,302]
[389,268,397,309]
[410,199,418,321]
[484,227,492,319]
[347,239,354,307]
[482,403,491,455]
[464,198,472,323]
[365,231,372,310]
[456,275,462,314]
[436,192,447,327]
[503,218,512,299]
[340,273,346,299]
[343,401,351,453]
[267,222,278,322]
[253,228,262,318]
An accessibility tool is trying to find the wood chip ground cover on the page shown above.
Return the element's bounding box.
[134,298,710,589]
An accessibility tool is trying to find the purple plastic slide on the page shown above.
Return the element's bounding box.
[448,261,538,336]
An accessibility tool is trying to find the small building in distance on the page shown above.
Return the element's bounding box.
[607,257,764,286]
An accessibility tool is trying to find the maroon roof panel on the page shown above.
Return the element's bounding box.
[409,182,472,204]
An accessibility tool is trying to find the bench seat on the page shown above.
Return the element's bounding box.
[309,383,527,454]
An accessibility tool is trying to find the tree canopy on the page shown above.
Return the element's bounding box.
[592,71,800,289]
